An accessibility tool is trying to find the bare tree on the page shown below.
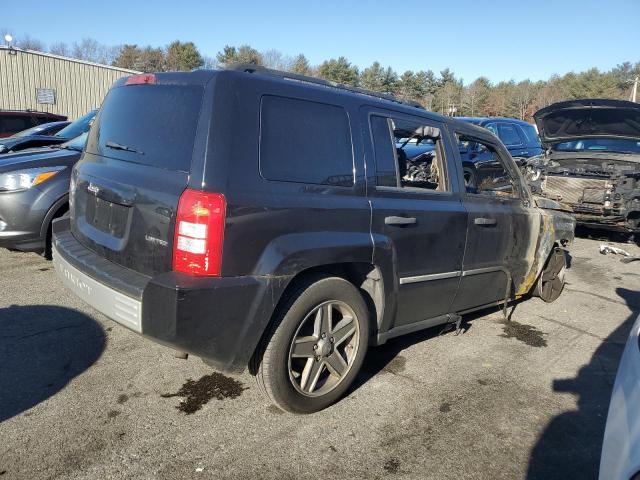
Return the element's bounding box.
[510,80,536,120]
[261,49,292,71]
[202,56,219,70]
[71,38,117,65]
[49,42,71,57]
[16,34,45,51]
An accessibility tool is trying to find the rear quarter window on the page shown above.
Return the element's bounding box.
[87,85,203,172]
[519,123,542,147]
[259,95,354,186]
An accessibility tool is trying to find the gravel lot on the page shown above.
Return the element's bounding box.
[1,235,639,480]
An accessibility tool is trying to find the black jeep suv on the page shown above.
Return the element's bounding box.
[53,67,575,413]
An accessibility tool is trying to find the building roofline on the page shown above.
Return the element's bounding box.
[0,45,141,74]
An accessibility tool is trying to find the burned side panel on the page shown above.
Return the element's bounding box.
[515,206,575,297]
[507,207,541,297]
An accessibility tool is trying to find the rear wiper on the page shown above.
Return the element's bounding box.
[105,140,144,155]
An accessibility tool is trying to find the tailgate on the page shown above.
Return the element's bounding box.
[70,79,205,276]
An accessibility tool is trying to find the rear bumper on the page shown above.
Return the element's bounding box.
[52,218,291,372]
[54,248,142,331]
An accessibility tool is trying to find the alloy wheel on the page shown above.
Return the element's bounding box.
[287,300,360,397]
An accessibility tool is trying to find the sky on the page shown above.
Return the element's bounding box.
[3,0,640,84]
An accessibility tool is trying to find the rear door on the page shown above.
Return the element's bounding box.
[449,130,536,311]
[71,76,209,277]
[364,108,467,328]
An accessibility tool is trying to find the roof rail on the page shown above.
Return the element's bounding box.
[230,63,425,110]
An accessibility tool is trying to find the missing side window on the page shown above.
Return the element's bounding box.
[371,114,448,193]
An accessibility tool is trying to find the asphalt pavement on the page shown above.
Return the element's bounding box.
[1,235,639,480]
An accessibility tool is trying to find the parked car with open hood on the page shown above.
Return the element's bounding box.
[0,110,96,154]
[527,99,640,233]
[52,67,575,413]
[0,133,87,256]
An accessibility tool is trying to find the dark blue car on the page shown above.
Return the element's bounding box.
[455,117,543,189]
[458,117,543,159]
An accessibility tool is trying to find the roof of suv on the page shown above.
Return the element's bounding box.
[113,66,495,144]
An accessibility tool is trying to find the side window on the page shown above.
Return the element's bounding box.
[370,114,448,192]
[497,123,524,146]
[456,133,520,198]
[484,123,498,136]
[518,123,541,147]
[260,95,354,186]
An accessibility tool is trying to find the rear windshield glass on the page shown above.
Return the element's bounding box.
[87,85,203,172]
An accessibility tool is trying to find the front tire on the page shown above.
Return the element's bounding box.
[534,247,567,303]
[254,275,369,414]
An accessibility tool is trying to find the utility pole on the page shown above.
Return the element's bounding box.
[631,76,639,103]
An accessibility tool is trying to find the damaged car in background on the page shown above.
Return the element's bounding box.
[526,99,640,234]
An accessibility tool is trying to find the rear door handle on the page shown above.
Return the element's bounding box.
[385,216,417,226]
[474,217,497,226]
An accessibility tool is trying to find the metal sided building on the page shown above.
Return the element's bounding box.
[0,46,139,120]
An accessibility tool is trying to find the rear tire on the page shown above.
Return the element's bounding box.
[43,207,69,260]
[254,275,369,414]
[534,247,567,303]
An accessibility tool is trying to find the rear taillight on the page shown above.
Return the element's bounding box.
[173,189,226,276]
[125,74,156,85]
